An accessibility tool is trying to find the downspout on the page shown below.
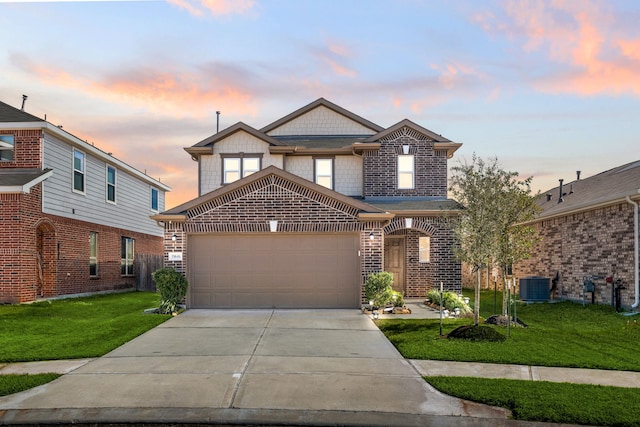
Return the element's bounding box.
[626,196,639,309]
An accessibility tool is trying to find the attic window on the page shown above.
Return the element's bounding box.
[0,135,14,161]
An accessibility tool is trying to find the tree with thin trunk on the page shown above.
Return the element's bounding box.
[450,155,539,324]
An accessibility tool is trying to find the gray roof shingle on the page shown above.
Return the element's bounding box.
[0,100,43,123]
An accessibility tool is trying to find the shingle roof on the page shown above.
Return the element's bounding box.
[271,135,372,149]
[537,160,640,219]
[0,168,53,193]
[0,100,43,123]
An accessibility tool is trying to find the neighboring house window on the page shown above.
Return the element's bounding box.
[73,149,85,193]
[314,158,334,189]
[398,154,415,189]
[0,135,14,161]
[89,232,98,277]
[419,236,430,263]
[106,166,116,203]
[121,237,135,276]
[221,154,263,184]
[151,187,159,212]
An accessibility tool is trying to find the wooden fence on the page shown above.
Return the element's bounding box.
[135,254,163,292]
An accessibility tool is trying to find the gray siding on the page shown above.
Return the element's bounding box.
[42,134,165,237]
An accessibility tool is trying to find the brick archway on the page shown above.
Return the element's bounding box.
[35,219,57,298]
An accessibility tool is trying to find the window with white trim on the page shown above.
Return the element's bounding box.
[0,135,14,161]
[398,154,414,189]
[89,232,98,277]
[419,236,430,263]
[106,165,116,203]
[73,149,85,193]
[221,154,263,184]
[151,187,159,212]
[314,158,333,189]
[121,237,135,276]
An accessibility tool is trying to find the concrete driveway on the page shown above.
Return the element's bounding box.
[0,309,510,426]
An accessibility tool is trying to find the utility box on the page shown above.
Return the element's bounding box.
[520,276,551,301]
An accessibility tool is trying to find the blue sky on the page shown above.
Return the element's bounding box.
[1,0,638,207]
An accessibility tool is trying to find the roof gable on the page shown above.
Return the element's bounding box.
[260,98,383,136]
[190,122,286,148]
[366,119,452,142]
[161,165,384,217]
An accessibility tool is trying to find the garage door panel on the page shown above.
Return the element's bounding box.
[188,234,360,308]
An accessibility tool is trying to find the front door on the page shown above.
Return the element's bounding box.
[384,237,405,293]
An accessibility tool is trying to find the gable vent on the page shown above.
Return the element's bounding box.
[381,126,434,142]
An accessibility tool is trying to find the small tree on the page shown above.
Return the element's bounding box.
[364,272,394,308]
[450,155,539,323]
[152,268,188,314]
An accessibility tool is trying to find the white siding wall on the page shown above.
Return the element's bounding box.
[284,155,363,197]
[42,135,165,236]
[199,131,284,194]
[335,155,363,197]
[267,106,375,136]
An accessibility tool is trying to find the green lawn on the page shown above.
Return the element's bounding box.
[427,376,640,427]
[0,374,62,397]
[0,291,171,363]
[378,290,640,371]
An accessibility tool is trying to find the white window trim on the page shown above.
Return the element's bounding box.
[150,187,159,213]
[419,236,431,263]
[314,157,334,190]
[398,154,415,190]
[220,153,263,185]
[0,134,15,162]
[121,237,135,277]
[89,232,98,277]
[72,149,86,194]
[106,165,117,204]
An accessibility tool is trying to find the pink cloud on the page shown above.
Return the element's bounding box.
[475,0,640,96]
[167,0,256,17]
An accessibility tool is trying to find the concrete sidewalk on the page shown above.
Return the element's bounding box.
[0,309,513,427]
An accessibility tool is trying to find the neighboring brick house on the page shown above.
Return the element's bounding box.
[515,162,640,310]
[152,98,462,308]
[0,100,171,304]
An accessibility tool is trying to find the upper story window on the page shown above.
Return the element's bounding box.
[73,149,86,193]
[221,153,263,184]
[89,232,98,277]
[419,236,431,263]
[397,154,414,189]
[0,135,14,161]
[314,158,334,190]
[106,165,116,203]
[151,187,159,212]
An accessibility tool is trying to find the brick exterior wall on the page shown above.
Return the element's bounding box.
[514,202,637,307]
[384,217,461,298]
[0,129,42,169]
[363,127,448,197]
[0,184,163,304]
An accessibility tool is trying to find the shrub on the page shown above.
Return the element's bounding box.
[391,291,405,307]
[447,325,506,342]
[152,268,188,314]
[426,290,472,314]
[364,272,394,308]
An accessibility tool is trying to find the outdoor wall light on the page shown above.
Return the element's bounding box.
[171,234,177,242]
[402,144,410,155]
[269,220,278,232]
[405,217,413,229]
[369,231,375,240]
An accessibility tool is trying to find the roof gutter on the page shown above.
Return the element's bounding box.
[626,195,639,309]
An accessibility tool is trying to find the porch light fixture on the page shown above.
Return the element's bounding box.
[269,220,278,232]
[405,217,413,229]
[171,234,177,242]
[402,145,410,155]
[369,231,375,240]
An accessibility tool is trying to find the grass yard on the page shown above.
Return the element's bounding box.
[0,291,171,363]
[0,374,62,397]
[378,290,640,371]
[427,376,640,427]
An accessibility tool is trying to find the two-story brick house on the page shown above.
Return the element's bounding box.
[0,99,171,304]
[152,98,462,308]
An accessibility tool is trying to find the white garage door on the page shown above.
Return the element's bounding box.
[188,234,361,308]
